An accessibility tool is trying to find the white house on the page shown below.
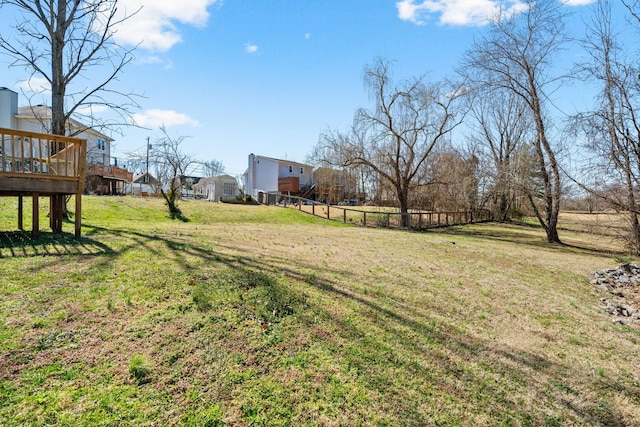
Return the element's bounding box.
[244,153,314,201]
[130,172,161,196]
[0,87,131,194]
[193,174,239,201]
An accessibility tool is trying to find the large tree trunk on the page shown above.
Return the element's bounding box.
[51,0,67,137]
[531,84,562,244]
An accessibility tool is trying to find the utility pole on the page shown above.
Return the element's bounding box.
[145,137,151,183]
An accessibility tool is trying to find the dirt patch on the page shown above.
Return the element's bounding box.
[591,263,640,327]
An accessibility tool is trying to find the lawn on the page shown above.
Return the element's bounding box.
[0,196,639,426]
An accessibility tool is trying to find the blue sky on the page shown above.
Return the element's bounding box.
[0,0,605,177]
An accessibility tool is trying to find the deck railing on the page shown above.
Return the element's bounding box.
[87,164,133,181]
[0,127,87,238]
[0,127,86,180]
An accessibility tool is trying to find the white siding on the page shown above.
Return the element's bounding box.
[255,157,279,192]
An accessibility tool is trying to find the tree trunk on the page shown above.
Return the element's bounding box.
[161,177,182,217]
[397,184,411,228]
[530,83,561,244]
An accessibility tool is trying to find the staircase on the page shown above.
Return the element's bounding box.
[299,184,316,200]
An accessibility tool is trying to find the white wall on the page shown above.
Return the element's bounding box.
[255,157,279,193]
[277,162,313,187]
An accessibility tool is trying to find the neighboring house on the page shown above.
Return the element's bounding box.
[0,87,132,195]
[130,172,161,196]
[244,153,314,201]
[193,174,239,201]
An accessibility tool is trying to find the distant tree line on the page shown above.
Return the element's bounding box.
[308,0,640,253]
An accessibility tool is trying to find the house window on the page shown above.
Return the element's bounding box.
[300,167,304,174]
[223,188,234,196]
[97,138,105,150]
[289,165,293,173]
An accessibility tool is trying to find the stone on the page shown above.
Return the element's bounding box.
[591,264,640,328]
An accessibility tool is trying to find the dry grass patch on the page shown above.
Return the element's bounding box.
[0,197,639,425]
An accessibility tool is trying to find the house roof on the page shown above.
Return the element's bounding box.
[16,105,113,141]
[132,172,159,184]
[193,174,238,188]
[251,154,313,168]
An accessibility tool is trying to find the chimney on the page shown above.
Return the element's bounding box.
[0,87,18,129]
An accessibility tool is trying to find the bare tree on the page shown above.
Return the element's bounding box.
[572,0,640,253]
[469,89,534,221]
[461,0,567,243]
[623,0,640,24]
[151,127,197,217]
[0,0,139,137]
[315,58,464,226]
[409,146,480,212]
[201,159,225,177]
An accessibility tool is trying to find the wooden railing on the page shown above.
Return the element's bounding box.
[0,127,87,238]
[0,127,86,180]
[274,194,493,230]
[87,164,133,181]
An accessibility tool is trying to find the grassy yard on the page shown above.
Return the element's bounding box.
[0,196,639,426]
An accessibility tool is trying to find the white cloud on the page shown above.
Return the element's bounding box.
[396,0,576,26]
[562,0,596,5]
[113,0,219,52]
[132,109,200,128]
[134,55,175,69]
[245,44,259,54]
[75,104,109,115]
[16,77,50,94]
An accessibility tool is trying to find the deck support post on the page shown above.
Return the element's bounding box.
[32,193,39,239]
[56,195,64,233]
[75,193,82,238]
[18,196,23,230]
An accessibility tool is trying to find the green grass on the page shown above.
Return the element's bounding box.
[0,196,639,425]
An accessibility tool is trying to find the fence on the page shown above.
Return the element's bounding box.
[273,194,492,230]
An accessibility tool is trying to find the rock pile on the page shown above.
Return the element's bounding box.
[591,263,640,326]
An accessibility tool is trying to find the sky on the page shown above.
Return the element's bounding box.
[0,0,612,178]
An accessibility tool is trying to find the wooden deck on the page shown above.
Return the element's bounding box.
[0,127,86,238]
[87,164,133,182]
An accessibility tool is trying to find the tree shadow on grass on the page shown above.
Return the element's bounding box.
[432,221,626,257]
[169,212,190,222]
[0,231,114,258]
[4,223,635,424]
[81,224,638,424]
